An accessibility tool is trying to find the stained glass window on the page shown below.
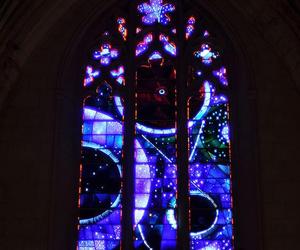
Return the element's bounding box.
[78,1,234,249]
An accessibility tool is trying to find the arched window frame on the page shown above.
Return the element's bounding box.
[50,0,262,249]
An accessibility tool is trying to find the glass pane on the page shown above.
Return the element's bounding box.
[78,29,124,249]
[188,31,233,248]
[134,59,178,249]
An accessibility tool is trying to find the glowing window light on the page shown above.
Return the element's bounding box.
[194,44,218,65]
[93,43,119,65]
[212,95,228,105]
[213,67,228,86]
[117,17,127,41]
[79,107,124,248]
[196,70,202,77]
[137,0,175,25]
[136,33,154,56]
[149,51,163,61]
[221,125,230,143]
[83,66,100,87]
[136,27,142,33]
[158,88,166,95]
[186,16,195,39]
[203,30,210,37]
[136,123,176,135]
[81,107,151,222]
[159,34,176,56]
[134,139,151,225]
[165,190,219,237]
[114,96,124,116]
[110,66,125,85]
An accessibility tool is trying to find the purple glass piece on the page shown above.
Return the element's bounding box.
[159,34,176,56]
[136,33,153,56]
[186,16,195,39]
[110,66,125,85]
[84,66,100,87]
[137,0,175,25]
[191,240,232,250]
[212,95,228,105]
[213,67,228,86]
[93,43,119,65]
[203,30,210,37]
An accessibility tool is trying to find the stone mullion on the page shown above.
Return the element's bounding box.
[176,0,190,249]
[121,1,137,249]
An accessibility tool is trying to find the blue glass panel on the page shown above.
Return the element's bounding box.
[188,61,233,248]
[191,239,232,250]
[159,34,176,56]
[79,27,124,248]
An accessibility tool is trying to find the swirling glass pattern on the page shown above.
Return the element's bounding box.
[78,1,234,249]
